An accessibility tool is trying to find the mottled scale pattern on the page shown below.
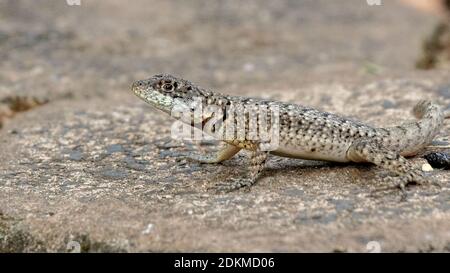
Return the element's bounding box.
[132,74,448,197]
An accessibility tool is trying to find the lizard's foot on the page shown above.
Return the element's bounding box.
[400,169,441,189]
[211,178,254,193]
[371,172,440,200]
[371,176,415,201]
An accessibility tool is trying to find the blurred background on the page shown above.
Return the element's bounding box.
[0,0,449,103]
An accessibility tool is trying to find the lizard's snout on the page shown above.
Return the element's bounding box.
[131,80,146,91]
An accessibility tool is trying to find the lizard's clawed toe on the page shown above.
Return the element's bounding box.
[370,184,405,199]
[371,171,440,200]
[210,183,233,193]
[210,178,254,193]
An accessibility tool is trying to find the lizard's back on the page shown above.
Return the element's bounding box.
[269,101,372,162]
[224,96,445,162]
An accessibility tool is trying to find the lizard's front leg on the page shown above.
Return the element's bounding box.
[347,138,438,199]
[213,148,269,192]
[186,144,241,164]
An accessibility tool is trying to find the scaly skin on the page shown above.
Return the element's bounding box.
[132,74,449,198]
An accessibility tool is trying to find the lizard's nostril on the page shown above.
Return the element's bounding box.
[132,80,143,90]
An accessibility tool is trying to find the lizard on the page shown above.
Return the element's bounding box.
[132,74,450,198]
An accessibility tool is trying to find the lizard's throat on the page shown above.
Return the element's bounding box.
[134,89,174,114]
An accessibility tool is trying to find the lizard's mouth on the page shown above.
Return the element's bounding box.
[132,85,175,114]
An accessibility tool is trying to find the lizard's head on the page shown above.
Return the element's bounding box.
[132,74,205,114]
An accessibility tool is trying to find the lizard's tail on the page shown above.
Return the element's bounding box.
[411,100,445,129]
[388,100,445,156]
[412,100,438,119]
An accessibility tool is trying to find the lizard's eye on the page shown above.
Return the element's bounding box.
[159,80,178,92]
[162,83,174,91]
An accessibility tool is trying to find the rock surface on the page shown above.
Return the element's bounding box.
[0,0,449,252]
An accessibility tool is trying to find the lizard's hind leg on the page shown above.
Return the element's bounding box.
[347,138,439,199]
